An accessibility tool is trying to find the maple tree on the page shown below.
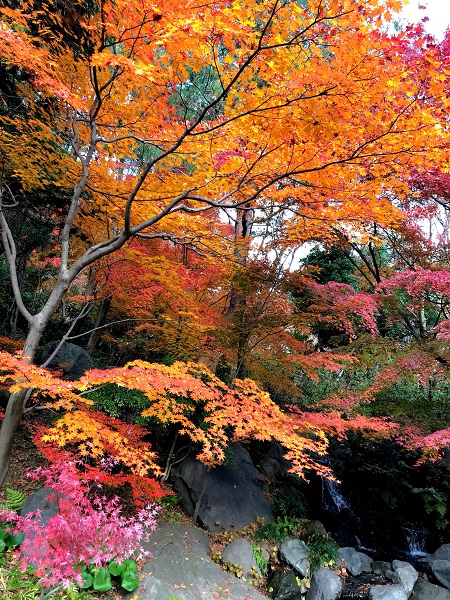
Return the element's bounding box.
[1,0,450,486]
[91,227,232,363]
[293,217,450,452]
[0,462,159,588]
[1,349,401,506]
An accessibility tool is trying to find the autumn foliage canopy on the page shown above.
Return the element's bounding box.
[1,0,450,496]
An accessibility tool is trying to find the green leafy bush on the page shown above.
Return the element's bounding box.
[255,516,300,544]
[87,383,151,425]
[271,488,307,519]
[79,558,139,592]
[307,537,339,570]
[411,487,449,530]
[251,545,269,576]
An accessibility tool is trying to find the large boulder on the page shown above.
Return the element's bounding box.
[306,567,342,600]
[296,520,329,545]
[429,560,450,590]
[40,342,92,380]
[338,547,371,576]
[279,538,309,577]
[20,488,58,525]
[370,585,408,600]
[391,561,419,597]
[172,444,274,532]
[123,522,267,600]
[434,547,450,562]
[411,580,450,600]
[259,443,291,480]
[360,552,374,573]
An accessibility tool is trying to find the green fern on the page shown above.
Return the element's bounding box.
[0,488,26,512]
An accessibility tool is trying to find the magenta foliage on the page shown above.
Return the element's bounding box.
[377,269,450,297]
[2,462,158,588]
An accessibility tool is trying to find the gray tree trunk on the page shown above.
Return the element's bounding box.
[0,319,46,486]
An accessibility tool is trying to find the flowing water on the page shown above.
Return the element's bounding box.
[402,526,429,557]
[321,477,351,513]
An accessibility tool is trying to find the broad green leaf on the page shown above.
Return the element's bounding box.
[120,570,140,592]
[120,559,137,573]
[93,568,112,592]
[108,560,124,576]
[6,531,24,547]
[80,572,93,589]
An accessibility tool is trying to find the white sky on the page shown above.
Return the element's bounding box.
[400,0,450,40]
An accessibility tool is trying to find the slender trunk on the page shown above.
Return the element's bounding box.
[8,302,18,334]
[87,297,111,353]
[0,320,45,486]
[226,205,253,379]
[0,273,73,486]
[235,336,248,379]
[0,388,28,485]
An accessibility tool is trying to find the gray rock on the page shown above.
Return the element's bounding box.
[172,444,274,532]
[20,488,58,525]
[130,576,181,599]
[418,558,435,578]
[19,488,60,565]
[359,551,373,572]
[339,547,363,576]
[434,547,450,563]
[370,584,408,600]
[297,520,329,541]
[268,569,302,600]
[306,567,342,600]
[259,443,291,480]
[373,562,393,577]
[411,580,450,600]
[394,561,415,570]
[430,560,450,590]
[392,564,419,597]
[41,341,92,380]
[280,538,309,577]
[124,522,267,600]
[221,538,262,582]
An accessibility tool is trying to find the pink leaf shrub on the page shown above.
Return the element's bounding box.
[1,462,158,588]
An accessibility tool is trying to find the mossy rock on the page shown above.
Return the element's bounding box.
[297,520,330,542]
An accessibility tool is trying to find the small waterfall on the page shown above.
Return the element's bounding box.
[403,526,428,557]
[321,477,351,513]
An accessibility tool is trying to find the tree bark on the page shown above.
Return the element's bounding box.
[0,388,29,485]
[87,297,111,353]
[226,205,254,379]
[0,320,45,486]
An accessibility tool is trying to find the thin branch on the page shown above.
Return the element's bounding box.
[0,189,32,322]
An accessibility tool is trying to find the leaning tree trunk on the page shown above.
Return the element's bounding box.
[0,320,46,486]
[0,388,30,485]
[0,280,68,487]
